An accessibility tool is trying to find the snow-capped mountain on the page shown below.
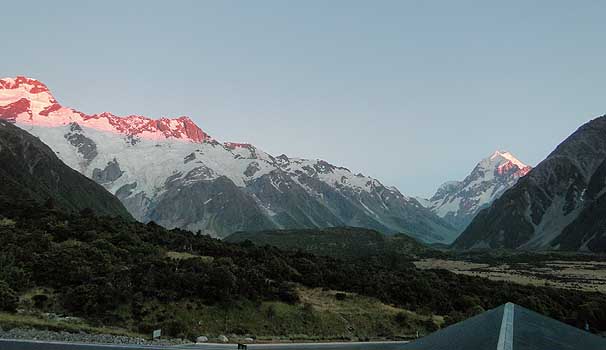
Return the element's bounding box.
[454,115,606,252]
[418,151,531,231]
[0,76,457,243]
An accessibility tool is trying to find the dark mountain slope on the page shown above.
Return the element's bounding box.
[553,158,606,251]
[454,115,606,252]
[0,120,131,218]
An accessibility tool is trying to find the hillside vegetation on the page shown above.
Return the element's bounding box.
[2,197,606,339]
[226,227,428,259]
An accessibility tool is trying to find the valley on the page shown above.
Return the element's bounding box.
[3,2,606,349]
[2,190,605,342]
[2,84,606,347]
[414,257,606,293]
[0,77,457,244]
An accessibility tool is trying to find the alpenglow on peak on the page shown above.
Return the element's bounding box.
[0,76,211,143]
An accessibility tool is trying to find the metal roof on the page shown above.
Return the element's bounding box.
[401,302,606,350]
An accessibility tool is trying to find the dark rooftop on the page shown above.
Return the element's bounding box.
[401,302,606,350]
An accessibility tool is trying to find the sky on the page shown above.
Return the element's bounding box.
[3,1,605,197]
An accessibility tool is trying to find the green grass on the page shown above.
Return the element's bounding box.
[0,312,145,338]
[135,287,443,341]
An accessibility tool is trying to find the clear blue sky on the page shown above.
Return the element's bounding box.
[4,1,605,197]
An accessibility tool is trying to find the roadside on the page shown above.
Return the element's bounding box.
[0,327,187,346]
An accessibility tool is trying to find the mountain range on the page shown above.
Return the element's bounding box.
[3,76,605,252]
[0,76,457,243]
[455,115,606,252]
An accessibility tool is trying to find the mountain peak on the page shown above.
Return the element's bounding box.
[0,76,51,94]
[477,150,530,177]
[489,150,527,168]
[422,150,532,231]
[0,76,211,143]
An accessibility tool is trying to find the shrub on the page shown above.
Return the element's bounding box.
[303,302,314,313]
[422,318,439,332]
[394,311,410,326]
[32,294,49,309]
[0,280,18,312]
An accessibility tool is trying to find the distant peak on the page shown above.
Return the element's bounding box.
[487,150,528,169]
[482,150,532,177]
[0,76,51,94]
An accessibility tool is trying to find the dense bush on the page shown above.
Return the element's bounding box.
[2,197,606,334]
[394,312,409,326]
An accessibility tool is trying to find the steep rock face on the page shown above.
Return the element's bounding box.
[454,115,606,252]
[0,120,131,218]
[0,76,456,242]
[419,151,531,231]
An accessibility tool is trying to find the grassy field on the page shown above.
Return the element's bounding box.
[415,258,606,293]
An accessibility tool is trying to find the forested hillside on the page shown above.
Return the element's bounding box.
[226,227,429,259]
[1,197,606,339]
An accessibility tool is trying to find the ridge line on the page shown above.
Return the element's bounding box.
[497,302,514,350]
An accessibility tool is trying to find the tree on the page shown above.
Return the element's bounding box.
[335,292,347,301]
[395,311,410,327]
